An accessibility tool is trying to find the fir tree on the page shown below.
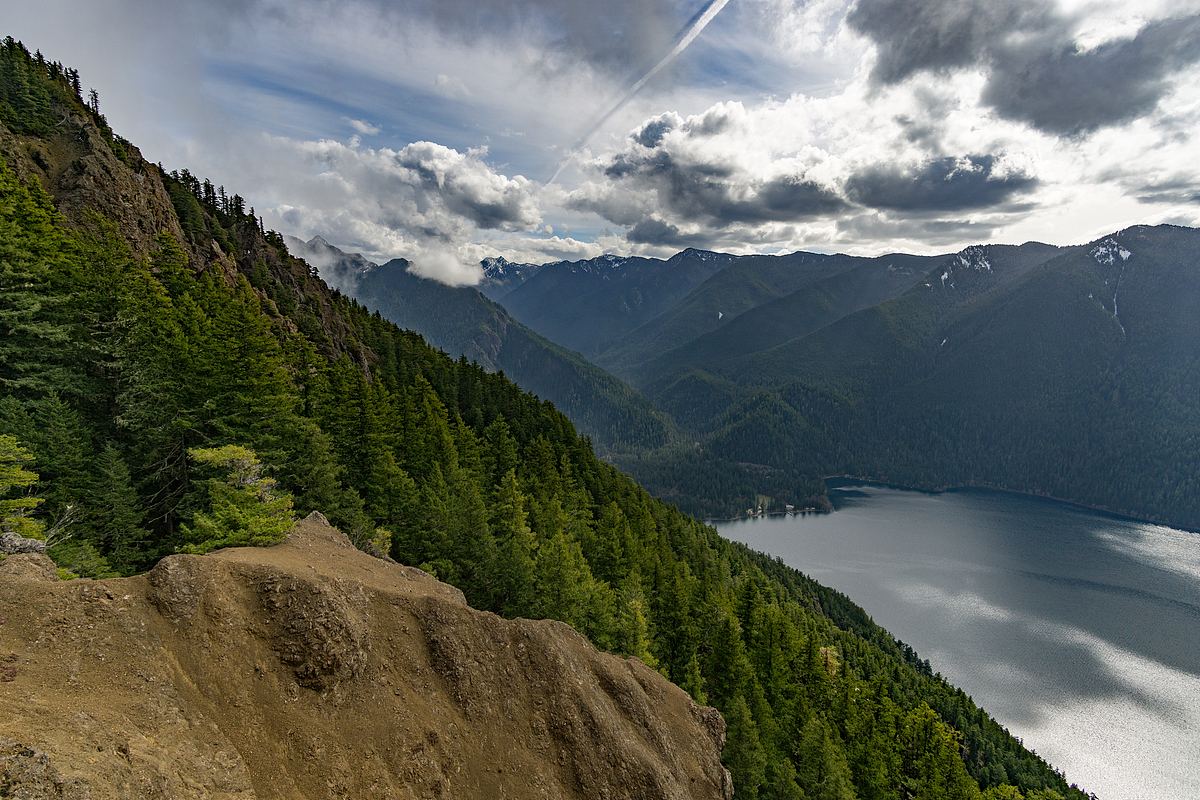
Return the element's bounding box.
[0,165,73,396]
[180,445,295,553]
[0,434,43,540]
[91,442,148,573]
[724,694,768,800]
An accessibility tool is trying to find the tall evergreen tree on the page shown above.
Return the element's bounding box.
[91,442,149,573]
[0,165,73,397]
[0,434,43,540]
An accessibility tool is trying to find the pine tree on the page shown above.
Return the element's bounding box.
[532,530,595,631]
[614,574,657,667]
[91,442,148,573]
[491,469,537,616]
[724,694,768,800]
[681,653,707,704]
[0,164,74,397]
[33,394,93,538]
[0,434,44,540]
[794,716,859,800]
[180,445,295,553]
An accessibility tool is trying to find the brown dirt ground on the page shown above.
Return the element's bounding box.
[0,513,730,800]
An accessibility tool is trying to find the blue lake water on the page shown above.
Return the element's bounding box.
[716,483,1200,800]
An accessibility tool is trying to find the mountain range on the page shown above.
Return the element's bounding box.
[313,226,1200,529]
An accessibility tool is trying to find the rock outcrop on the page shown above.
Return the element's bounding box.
[0,513,730,799]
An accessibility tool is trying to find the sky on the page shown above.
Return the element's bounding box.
[8,0,1200,284]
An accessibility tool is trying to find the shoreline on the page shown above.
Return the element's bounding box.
[822,474,1200,535]
[705,475,1200,535]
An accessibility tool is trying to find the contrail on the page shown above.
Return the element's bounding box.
[547,0,734,185]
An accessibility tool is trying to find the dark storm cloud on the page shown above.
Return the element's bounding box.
[848,0,1200,136]
[596,149,845,225]
[837,213,998,246]
[1105,174,1200,206]
[847,0,1046,86]
[626,217,707,247]
[632,114,679,148]
[846,155,1037,212]
[984,17,1200,136]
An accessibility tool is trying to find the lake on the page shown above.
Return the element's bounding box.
[716,482,1200,800]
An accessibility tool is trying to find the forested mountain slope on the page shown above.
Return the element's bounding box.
[507,225,1197,530]
[594,251,856,378]
[643,233,1200,528]
[630,251,942,396]
[286,235,672,452]
[0,38,1085,800]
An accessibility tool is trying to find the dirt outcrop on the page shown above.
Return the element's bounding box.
[0,512,730,799]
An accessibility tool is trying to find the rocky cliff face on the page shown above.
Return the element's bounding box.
[0,514,730,800]
[0,109,185,261]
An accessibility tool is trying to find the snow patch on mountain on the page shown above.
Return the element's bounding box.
[954,245,993,273]
[936,245,994,290]
[1090,239,1132,266]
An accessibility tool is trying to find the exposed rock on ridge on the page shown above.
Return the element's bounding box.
[0,512,730,800]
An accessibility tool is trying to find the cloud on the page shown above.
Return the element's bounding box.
[569,93,1047,253]
[433,73,471,99]
[836,212,999,247]
[262,136,540,284]
[574,104,846,243]
[848,0,1047,86]
[393,141,540,230]
[626,217,709,247]
[848,0,1200,136]
[632,113,681,148]
[344,117,381,136]
[983,17,1200,136]
[334,0,687,79]
[845,154,1038,211]
[9,0,1200,264]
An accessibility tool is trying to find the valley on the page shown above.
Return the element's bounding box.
[428,231,1200,531]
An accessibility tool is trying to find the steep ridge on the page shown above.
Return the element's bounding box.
[285,236,673,452]
[0,513,730,800]
[479,255,544,300]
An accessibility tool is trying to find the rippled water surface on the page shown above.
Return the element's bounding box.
[717,484,1200,800]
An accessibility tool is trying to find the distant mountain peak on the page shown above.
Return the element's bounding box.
[933,244,994,289]
[953,244,993,273]
[478,255,544,299]
[672,247,724,263]
[1090,238,1132,265]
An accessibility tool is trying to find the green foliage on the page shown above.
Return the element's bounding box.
[91,442,149,573]
[47,539,117,579]
[180,445,295,553]
[0,434,43,539]
[724,694,768,799]
[0,47,1091,800]
[0,37,78,136]
[0,161,74,397]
